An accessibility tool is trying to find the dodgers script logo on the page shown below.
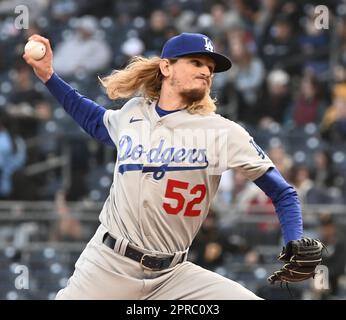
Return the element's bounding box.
[117,135,209,180]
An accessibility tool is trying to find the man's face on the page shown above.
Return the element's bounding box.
[166,55,215,104]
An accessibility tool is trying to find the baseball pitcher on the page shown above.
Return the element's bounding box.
[23,32,323,299]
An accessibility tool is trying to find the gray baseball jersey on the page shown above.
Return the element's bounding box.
[99,97,274,254]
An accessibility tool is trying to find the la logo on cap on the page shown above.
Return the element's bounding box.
[160,32,232,72]
[203,37,214,52]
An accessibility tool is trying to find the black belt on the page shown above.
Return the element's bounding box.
[102,233,182,271]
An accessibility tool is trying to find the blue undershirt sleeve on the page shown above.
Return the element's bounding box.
[45,72,115,147]
[254,167,303,244]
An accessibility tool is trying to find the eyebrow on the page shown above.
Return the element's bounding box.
[189,57,215,70]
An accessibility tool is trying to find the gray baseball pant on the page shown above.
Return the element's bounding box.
[55,224,262,300]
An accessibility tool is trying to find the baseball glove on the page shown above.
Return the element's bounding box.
[268,237,325,284]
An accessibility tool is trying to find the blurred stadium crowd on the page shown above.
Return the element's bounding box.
[1,0,346,299]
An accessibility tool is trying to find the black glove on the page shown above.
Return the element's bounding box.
[268,237,325,284]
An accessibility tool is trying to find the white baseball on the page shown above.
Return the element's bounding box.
[24,40,46,60]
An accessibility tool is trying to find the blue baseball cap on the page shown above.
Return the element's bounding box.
[160,32,232,73]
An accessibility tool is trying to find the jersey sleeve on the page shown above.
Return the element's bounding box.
[45,73,115,147]
[254,167,303,244]
[103,109,121,148]
[226,122,274,180]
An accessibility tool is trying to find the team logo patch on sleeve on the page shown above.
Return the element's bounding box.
[249,139,266,159]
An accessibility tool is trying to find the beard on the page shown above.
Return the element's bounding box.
[169,73,210,106]
[171,79,208,106]
[180,87,207,105]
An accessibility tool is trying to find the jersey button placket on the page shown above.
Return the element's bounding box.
[139,178,151,236]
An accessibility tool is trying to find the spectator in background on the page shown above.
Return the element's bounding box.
[140,10,172,56]
[260,15,300,75]
[189,209,229,271]
[267,145,293,180]
[321,83,346,143]
[229,170,280,245]
[245,175,281,246]
[318,214,346,299]
[258,69,292,128]
[285,71,328,128]
[214,168,280,246]
[212,169,258,220]
[254,0,281,45]
[245,185,280,245]
[53,15,112,77]
[0,111,26,199]
[48,0,78,45]
[170,1,197,34]
[226,19,257,59]
[299,9,330,77]
[310,149,344,203]
[311,149,341,191]
[197,2,233,39]
[50,190,83,242]
[230,0,259,31]
[117,34,145,68]
[7,62,51,138]
[289,164,313,204]
[289,164,334,205]
[332,64,346,84]
[330,15,346,71]
[230,170,260,209]
[336,16,346,66]
[228,32,265,124]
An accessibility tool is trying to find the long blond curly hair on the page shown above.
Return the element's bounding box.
[100,56,217,115]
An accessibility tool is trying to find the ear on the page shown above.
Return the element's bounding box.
[159,59,171,77]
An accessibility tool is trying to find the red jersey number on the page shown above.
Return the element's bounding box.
[163,179,206,217]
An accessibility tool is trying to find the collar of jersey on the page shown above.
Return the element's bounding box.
[155,103,182,117]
